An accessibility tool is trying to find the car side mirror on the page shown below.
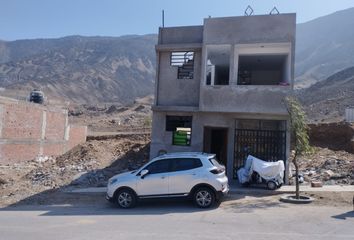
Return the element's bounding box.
[140,169,149,179]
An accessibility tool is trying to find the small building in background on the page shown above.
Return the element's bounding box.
[345,108,354,123]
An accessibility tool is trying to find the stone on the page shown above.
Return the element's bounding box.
[0,177,7,185]
[311,181,323,188]
[323,170,335,178]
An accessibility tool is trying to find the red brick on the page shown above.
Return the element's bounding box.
[44,111,66,140]
[43,143,65,156]
[67,126,87,150]
[0,143,40,164]
[2,103,42,140]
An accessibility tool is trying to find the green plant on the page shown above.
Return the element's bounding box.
[143,116,152,127]
[285,97,313,199]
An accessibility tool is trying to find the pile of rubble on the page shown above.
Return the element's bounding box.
[296,147,354,185]
[0,134,150,206]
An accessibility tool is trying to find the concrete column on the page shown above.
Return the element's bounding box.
[154,52,160,106]
[199,44,207,110]
[233,46,239,85]
[39,110,47,156]
[64,111,69,141]
[229,44,236,85]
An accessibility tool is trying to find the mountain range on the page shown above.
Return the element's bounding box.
[295,7,354,88]
[298,66,354,122]
[0,35,157,104]
[0,7,354,108]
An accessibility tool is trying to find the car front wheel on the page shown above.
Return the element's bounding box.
[193,187,215,208]
[115,189,137,208]
[267,181,277,190]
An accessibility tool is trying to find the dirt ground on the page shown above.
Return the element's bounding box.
[0,134,150,207]
[1,134,353,207]
[69,95,153,133]
[0,98,353,208]
[223,191,354,209]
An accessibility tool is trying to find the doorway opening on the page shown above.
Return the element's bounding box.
[203,127,228,168]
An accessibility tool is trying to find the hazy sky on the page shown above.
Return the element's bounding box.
[1,0,354,40]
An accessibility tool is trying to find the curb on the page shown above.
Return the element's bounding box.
[280,195,315,204]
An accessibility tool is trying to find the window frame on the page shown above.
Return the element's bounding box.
[170,51,195,80]
[166,116,192,132]
[142,159,172,175]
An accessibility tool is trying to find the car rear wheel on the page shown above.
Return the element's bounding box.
[115,189,137,208]
[193,187,215,208]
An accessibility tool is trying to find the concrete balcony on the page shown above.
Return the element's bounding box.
[199,85,292,115]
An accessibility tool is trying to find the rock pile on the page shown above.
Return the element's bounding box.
[0,134,150,206]
[296,147,354,185]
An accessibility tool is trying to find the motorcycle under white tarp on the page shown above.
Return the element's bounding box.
[237,155,285,184]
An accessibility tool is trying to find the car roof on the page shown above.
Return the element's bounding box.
[155,152,215,160]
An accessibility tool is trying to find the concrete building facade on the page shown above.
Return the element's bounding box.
[150,13,296,182]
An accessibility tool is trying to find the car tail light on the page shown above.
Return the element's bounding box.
[210,168,224,174]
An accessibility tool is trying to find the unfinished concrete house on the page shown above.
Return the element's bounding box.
[150,13,296,182]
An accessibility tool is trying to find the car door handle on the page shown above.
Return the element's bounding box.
[161,176,166,179]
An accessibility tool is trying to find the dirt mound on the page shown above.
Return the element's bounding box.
[297,147,354,185]
[0,135,150,206]
[308,122,354,153]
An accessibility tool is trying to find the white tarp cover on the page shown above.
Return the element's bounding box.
[237,155,285,184]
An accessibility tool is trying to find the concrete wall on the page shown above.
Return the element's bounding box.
[157,50,202,107]
[199,85,291,114]
[150,110,290,179]
[203,14,296,45]
[159,26,203,44]
[0,97,87,163]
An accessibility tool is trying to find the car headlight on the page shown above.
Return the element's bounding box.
[109,178,118,185]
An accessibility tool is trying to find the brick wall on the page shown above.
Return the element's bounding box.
[0,96,87,163]
[1,103,43,140]
[67,125,87,150]
[45,111,67,140]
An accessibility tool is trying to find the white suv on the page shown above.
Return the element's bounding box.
[106,152,229,208]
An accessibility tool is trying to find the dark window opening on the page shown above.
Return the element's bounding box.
[144,160,171,174]
[237,55,288,85]
[166,116,192,146]
[166,116,192,131]
[206,46,230,85]
[171,52,194,79]
[215,66,229,85]
[171,158,203,172]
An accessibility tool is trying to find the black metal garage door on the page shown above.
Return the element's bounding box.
[234,129,286,177]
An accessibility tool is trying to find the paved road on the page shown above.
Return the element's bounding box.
[0,200,353,240]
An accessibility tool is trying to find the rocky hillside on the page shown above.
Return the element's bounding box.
[0,35,157,104]
[296,7,354,88]
[1,7,354,104]
[298,66,354,122]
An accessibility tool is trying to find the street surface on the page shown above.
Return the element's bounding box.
[0,198,353,240]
